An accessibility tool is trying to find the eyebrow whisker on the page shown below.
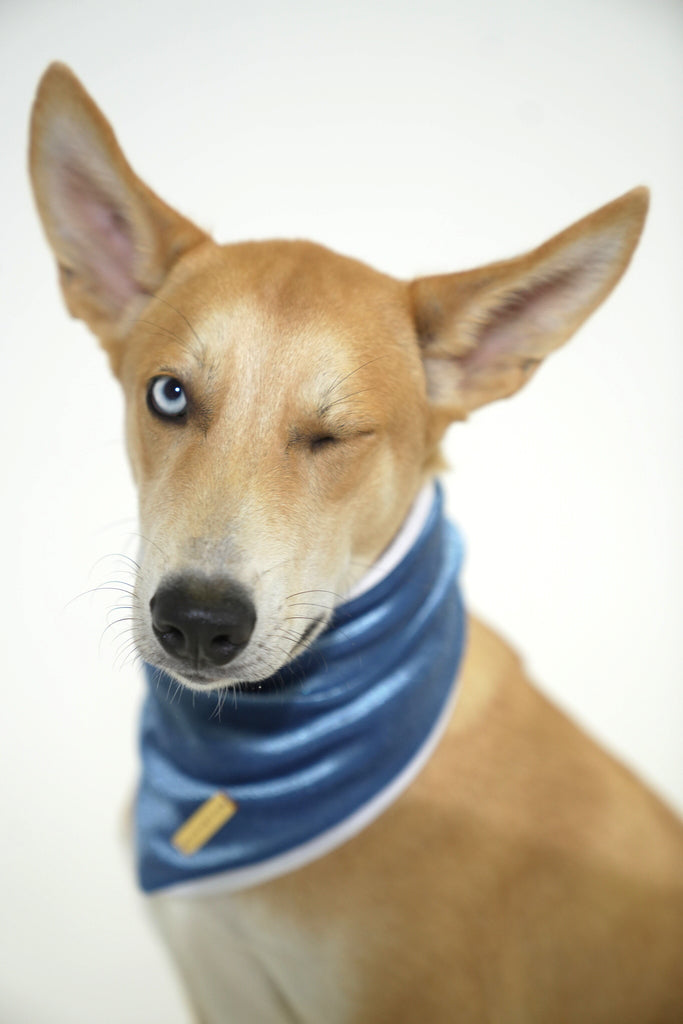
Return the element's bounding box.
[321,386,376,413]
[147,293,206,354]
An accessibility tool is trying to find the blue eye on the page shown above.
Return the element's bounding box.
[147,376,188,420]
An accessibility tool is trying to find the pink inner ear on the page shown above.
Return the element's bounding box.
[461,260,597,375]
[59,161,140,311]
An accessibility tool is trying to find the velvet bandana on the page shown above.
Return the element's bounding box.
[135,484,466,894]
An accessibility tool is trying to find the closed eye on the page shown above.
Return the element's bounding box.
[309,434,339,451]
[288,425,376,454]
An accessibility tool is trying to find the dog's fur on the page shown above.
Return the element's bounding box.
[30,63,683,1023]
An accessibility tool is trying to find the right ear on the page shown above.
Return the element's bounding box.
[410,188,648,426]
[29,63,208,347]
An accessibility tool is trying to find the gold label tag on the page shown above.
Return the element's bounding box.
[172,792,238,856]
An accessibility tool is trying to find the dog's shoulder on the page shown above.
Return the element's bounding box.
[341,615,683,1018]
[440,614,683,877]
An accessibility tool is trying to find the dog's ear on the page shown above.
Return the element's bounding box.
[29,63,208,347]
[410,189,648,423]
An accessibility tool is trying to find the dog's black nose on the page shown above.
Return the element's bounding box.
[150,576,256,668]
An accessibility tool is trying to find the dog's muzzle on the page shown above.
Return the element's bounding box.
[150,575,256,670]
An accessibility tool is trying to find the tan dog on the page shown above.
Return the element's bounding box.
[30,64,682,1023]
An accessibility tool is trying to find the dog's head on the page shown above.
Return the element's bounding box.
[29,63,648,691]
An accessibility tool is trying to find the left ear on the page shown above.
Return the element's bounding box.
[410,188,649,421]
[28,63,208,348]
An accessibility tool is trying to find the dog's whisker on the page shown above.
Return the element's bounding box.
[134,319,199,362]
[117,651,143,673]
[98,575,136,588]
[101,616,136,639]
[281,615,328,623]
[112,638,140,671]
[86,555,137,584]
[285,603,334,615]
[109,632,138,659]
[107,552,143,572]
[90,550,139,570]
[65,584,135,611]
[319,355,387,411]
[257,557,293,580]
[166,678,184,706]
[106,603,134,618]
[128,531,169,560]
[287,588,344,601]
[93,517,138,537]
[320,386,377,414]
[111,630,137,654]
[146,292,206,354]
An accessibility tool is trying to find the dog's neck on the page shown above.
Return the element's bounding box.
[346,482,438,599]
[135,483,466,895]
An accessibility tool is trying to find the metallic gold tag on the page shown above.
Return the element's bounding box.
[172,792,237,856]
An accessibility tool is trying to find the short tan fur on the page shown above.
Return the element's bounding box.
[30,63,682,1023]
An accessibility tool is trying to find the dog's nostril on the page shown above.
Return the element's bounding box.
[150,576,256,670]
[158,625,185,653]
[209,635,237,660]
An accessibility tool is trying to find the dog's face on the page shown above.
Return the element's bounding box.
[116,239,430,686]
[29,64,648,690]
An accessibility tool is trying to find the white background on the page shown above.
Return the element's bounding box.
[1,1,681,1021]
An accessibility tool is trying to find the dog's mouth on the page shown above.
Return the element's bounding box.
[141,608,331,694]
[296,614,327,650]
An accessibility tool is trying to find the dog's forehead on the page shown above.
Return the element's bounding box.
[150,238,418,412]
[162,238,408,344]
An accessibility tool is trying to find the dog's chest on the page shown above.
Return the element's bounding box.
[150,886,353,1024]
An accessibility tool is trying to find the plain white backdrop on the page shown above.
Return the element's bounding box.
[2,1,681,1021]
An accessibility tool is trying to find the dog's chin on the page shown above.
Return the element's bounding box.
[146,657,286,694]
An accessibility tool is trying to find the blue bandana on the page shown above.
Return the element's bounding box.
[135,484,465,894]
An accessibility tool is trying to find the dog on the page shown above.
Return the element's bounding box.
[29,63,683,1023]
